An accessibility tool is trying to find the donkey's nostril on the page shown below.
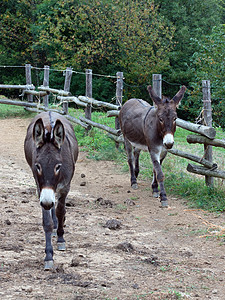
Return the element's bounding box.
[164,142,174,149]
[40,201,54,210]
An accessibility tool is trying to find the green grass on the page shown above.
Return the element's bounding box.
[0,102,35,119]
[1,104,225,213]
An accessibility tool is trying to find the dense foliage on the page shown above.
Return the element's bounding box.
[0,0,225,124]
[189,25,225,127]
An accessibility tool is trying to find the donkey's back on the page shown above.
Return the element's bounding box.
[119,98,155,151]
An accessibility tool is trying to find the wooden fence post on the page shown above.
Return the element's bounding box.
[116,72,123,107]
[63,67,73,114]
[25,64,33,102]
[152,74,162,99]
[115,72,123,147]
[115,71,123,123]
[43,65,49,108]
[202,80,213,187]
[85,69,92,121]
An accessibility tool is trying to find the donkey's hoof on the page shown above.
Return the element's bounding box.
[160,200,168,208]
[131,183,138,190]
[57,242,66,251]
[52,229,57,237]
[44,260,54,270]
[153,192,159,198]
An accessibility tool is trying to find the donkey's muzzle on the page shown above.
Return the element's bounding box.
[40,188,55,210]
[163,133,174,149]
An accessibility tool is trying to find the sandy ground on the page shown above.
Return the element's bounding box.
[0,117,225,300]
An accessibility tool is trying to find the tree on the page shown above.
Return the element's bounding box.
[188,25,225,127]
[154,0,223,84]
[33,0,175,100]
[0,0,40,65]
[0,0,43,91]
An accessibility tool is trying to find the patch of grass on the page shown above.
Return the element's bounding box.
[75,125,125,162]
[168,289,185,299]
[164,171,225,212]
[130,196,139,201]
[71,110,127,163]
[160,265,171,272]
[0,103,35,119]
[161,150,225,212]
[188,229,209,236]
[134,290,186,299]
[115,203,127,211]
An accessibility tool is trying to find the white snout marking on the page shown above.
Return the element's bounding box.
[40,188,55,207]
[163,133,174,146]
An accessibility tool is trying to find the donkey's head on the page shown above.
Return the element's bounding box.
[32,118,65,210]
[147,85,186,149]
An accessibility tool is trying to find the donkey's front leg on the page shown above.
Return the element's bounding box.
[56,188,69,251]
[152,168,159,198]
[150,151,168,208]
[152,148,168,198]
[51,204,58,237]
[42,208,54,270]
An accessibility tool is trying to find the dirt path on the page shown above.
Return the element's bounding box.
[0,117,225,300]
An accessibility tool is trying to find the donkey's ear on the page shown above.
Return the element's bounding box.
[147,85,161,105]
[172,86,186,106]
[53,120,65,149]
[33,118,45,148]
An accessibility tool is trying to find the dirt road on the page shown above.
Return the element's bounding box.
[0,117,225,299]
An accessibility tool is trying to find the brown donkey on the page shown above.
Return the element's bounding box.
[24,111,78,269]
[119,85,186,207]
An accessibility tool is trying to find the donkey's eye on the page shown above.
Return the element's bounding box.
[173,117,177,122]
[54,164,62,175]
[35,163,42,175]
[159,117,163,123]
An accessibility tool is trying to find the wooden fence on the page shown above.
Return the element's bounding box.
[0,64,224,187]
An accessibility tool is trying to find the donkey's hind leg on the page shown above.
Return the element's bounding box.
[134,147,141,179]
[124,138,138,189]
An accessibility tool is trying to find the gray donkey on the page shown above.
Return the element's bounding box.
[119,85,186,207]
[24,111,78,269]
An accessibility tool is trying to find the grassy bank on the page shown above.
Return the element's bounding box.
[0,101,34,119]
[1,103,225,213]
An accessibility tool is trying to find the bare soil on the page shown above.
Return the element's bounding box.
[0,117,225,300]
